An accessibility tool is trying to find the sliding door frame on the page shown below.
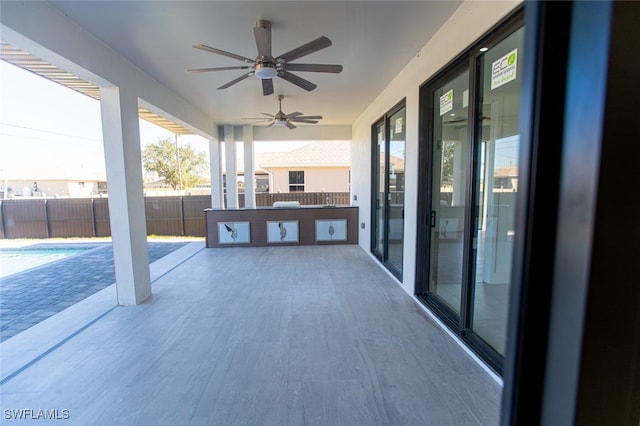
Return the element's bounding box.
[371,99,406,281]
[416,58,473,332]
[416,7,525,374]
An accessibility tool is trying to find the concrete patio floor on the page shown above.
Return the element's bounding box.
[0,243,502,425]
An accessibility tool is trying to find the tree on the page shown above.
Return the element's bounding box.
[441,140,455,185]
[142,138,208,190]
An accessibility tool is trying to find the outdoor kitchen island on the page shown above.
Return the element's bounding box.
[205,204,358,247]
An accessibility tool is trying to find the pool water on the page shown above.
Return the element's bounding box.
[0,248,90,278]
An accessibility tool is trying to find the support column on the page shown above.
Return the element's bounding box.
[224,125,238,209]
[243,125,256,209]
[99,86,151,306]
[209,138,223,209]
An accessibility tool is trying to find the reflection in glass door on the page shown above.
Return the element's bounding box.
[387,107,405,274]
[371,102,406,279]
[428,69,470,316]
[470,26,524,356]
[373,121,386,260]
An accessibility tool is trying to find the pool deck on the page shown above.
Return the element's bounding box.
[0,239,195,342]
[0,241,205,385]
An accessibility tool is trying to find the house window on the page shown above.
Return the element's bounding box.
[256,176,269,192]
[288,171,304,192]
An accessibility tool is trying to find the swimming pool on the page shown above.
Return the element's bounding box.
[0,247,91,278]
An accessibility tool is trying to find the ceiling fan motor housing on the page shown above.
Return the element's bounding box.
[274,112,287,126]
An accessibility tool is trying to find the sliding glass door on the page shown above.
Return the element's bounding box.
[416,12,524,372]
[470,25,524,357]
[372,101,406,280]
[428,68,470,317]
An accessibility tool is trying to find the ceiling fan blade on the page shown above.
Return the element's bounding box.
[285,63,343,73]
[193,44,254,63]
[186,66,251,73]
[277,36,332,63]
[241,117,272,121]
[278,71,317,91]
[262,78,274,96]
[291,115,323,120]
[243,120,273,125]
[285,121,297,129]
[290,119,319,124]
[217,72,253,90]
[266,121,276,128]
[260,112,275,118]
[284,111,304,119]
[254,20,272,57]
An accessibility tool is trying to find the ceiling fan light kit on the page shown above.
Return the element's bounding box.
[187,19,343,96]
[254,60,277,79]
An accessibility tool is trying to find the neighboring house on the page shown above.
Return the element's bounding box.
[2,141,351,198]
[493,165,518,192]
[257,140,351,193]
[138,141,351,197]
[1,167,107,198]
[237,151,280,193]
[379,152,405,193]
[226,140,351,194]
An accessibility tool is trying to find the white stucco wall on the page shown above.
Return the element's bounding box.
[269,167,350,193]
[305,168,350,193]
[350,0,522,294]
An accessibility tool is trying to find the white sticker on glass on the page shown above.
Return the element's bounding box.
[395,117,403,134]
[440,89,453,116]
[491,48,518,90]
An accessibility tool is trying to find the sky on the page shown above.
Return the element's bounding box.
[0,60,308,181]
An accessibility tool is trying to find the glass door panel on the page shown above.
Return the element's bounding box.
[470,26,525,356]
[386,108,405,274]
[416,11,524,372]
[429,70,470,314]
[373,122,386,260]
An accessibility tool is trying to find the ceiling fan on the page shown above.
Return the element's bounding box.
[186,20,343,96]
[243,95,322,129]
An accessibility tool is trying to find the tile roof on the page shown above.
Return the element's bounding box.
[257,140,350,168]
[379,153,405,172]
[494,165,518,177]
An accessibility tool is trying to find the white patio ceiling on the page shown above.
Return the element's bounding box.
[3,1,463,130]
